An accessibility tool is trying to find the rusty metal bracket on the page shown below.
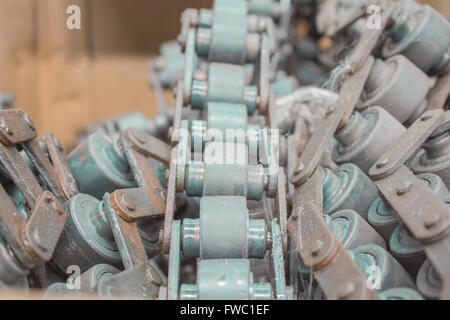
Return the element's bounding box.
[124,128,172,166]
[325,0,370,36]
[0,110,67,203]
[111,187,166,222]
[369,110,445,180]
[22,138,66,202]
[44,133,79,200]
[0,142,43,209]
[374,166,450,243]
[288,204,339,271]
[290,56,374,187]
[369,109,450,279]
[287,168,377,299]
[288,168,377,299]
[286,118,308,202]
[104,192,150,270]
[0,109,37,146]
[342,3,392,74]
[0,184,66,269]
[120,129,166,189]
[23,191,66,265]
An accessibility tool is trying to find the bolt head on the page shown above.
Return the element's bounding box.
[310,239,323,257]
[376,158,389,168]
[120,194,136,211]
[396,180,412,195]
[132,129,147,144]
[424,214,441,229]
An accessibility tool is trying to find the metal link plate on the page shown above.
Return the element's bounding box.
[374,165,450,243]
[111,187,166,221]
[104,193,149,270]
[369,110,445,180]
[0,109,37,146]
[290,57,374,187]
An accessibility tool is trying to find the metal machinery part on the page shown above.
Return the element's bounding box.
[68,133,137,199]
[185,101,278,165]
[360,55,432,125]
[0,0,449,301]
[181,196,269,259]
[410,120,450,188]
[44,263,120,297]
[179,259,273,300]
[382,0,450,75]
[368,173,450,242]
[389,181,450,278]
[52,193,122,273]
[333,106,406,174]
[322,163,379,218]
[350,244,415,291]
[325,209,386,250]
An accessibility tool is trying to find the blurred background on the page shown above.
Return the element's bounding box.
[0,0,448,146]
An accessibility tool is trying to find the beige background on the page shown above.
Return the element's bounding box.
[0,0,448,146]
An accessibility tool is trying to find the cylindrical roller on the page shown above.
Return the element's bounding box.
[333,107,406,174]
[410,131,450,189]
[322,163,379,218]
[383,3,450,75]
[52,194,121,273]
[182,196,267,259]
[379,287,423,300]
[361,55,430,124]
[351,244,415,291]
[0,239,28,287]
[68,132,136,199]
[367,196,400,244]
[389,223,425,278]
[179,259,273,300]
[326,209,386,250]
[368,173,450,243]
[416,259,442,300]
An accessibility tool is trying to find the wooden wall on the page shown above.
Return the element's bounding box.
[0,0,448,146]
[0,0,209,146]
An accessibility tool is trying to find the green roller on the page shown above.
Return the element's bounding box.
[180,259,273,300]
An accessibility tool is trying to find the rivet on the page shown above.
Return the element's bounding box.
[120,194,136,211]
[310,240,323,257]
[396,181,412,195]
[133,129,147,144]
[424,214,441,229]
[376,158,389,168]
